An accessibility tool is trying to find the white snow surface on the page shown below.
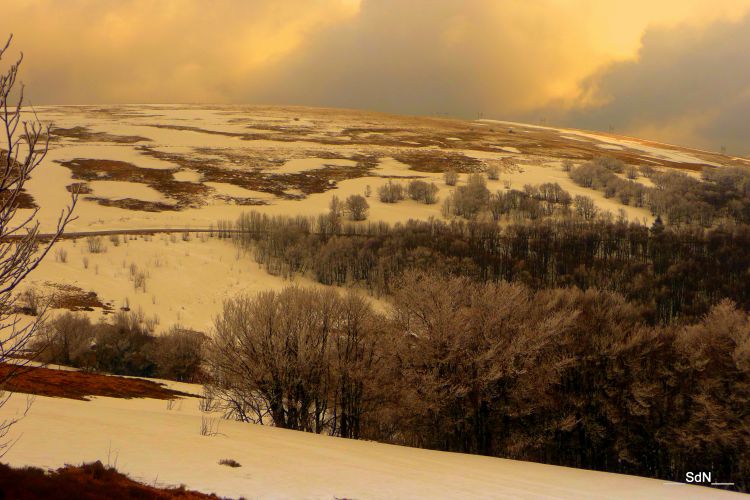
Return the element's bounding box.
[478,119,724,166]
[0,387,740,500]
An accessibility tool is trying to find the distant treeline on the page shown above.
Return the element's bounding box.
[568,156,750,226]
[228,211,750,323]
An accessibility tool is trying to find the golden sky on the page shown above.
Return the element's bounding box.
[3,0,750,152]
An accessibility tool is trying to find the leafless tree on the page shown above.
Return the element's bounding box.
[344,194,369,221]
[0,35,78,454]
[207,286,387,438]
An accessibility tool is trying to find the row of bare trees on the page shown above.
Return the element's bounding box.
[568,156,750,226]
[231,210,750,323]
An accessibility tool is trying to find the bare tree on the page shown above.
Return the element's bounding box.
[207,286,387,438]
[0,35,78,453]
[344,194,369,221]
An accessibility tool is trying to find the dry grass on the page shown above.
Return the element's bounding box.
[58,158,210,211]
[51,126,152,144]
[0,461,222,499]
[0,363,197,401]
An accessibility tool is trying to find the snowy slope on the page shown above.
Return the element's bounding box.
[0,387,742,499]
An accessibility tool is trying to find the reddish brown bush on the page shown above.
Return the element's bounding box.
[0,363,197,401]
[0,461,223,499]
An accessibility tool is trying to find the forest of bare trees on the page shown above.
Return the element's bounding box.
[231,209,750,323]
[209,176,750,492]
[205,274,749,491]
[569,156,750,226]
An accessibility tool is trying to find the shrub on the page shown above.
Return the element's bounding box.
[486,165,500,180]
[218,459,241,468]
[407,180,439,204]
[378,181,405,203]
[20,289,41,316]
[86,237,105,253]
[200,416,219,436]
[446,173,490,218]
[151,327,207,382]
[34,312,96,368]
[593,155,625,173]
[129,263,148,292]
[55,248,68,263]
[444,169,459,186]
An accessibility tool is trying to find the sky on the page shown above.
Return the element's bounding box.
[2,0,749,154]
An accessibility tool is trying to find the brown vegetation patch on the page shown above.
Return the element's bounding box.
[393,150,484,173]
[58,158,210,210]
[191,147,287,171]
[45,283,114,312]
[0,363,197,401]
[66,182,93,194]
[0,461,222,499]
[0,188,37,209]
[87,197,180,212]
[0,153,39,209]
[146,123,246,138]
[51,126,152,144]
[140,147,379,197]
[214,196,269,206]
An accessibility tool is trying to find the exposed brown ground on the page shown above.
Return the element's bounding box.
[44,282,114,313]
[51,126,152,144]
[0,461,224,499]
[0,189,38,209]
[57,158,210,210]
[0,363,197,401]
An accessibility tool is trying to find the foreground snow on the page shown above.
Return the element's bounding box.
[0,383,740,499]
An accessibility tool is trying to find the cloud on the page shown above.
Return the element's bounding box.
[245,0,600,116]
[534,13,750,154]
[3,0,359,103]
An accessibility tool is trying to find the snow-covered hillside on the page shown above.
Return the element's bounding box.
[20,104,748,233]
[0,382,741,499]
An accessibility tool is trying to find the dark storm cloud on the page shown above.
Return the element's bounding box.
[245,0,598,117]
[538,14,750,154]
